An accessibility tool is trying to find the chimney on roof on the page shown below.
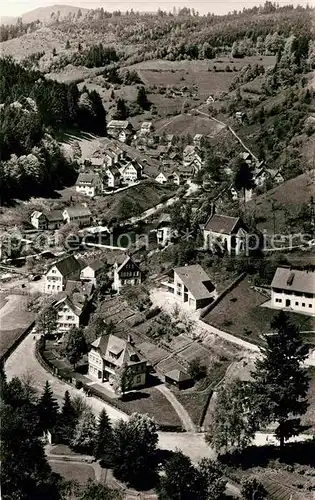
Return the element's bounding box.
[127,334,133,345]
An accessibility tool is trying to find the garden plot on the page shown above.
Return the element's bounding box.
[136,341,169,366]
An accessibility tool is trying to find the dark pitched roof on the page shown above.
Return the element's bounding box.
[86,260,105,272]
[108,120,130,130]
[91,334,146,367]
[76,172,99,185]
[204,214,242,235]
[52,255,83,277]
[45,210,64,222]
[65,280,94,297]
[64,206,92,217]
[174,264,215,300]
[271,267,315,294]
[116,255,140,274]
[165,369,192,382]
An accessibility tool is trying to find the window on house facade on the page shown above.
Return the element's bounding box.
[302,303,306,307]
[136,375,141,383]
[295,302,299,306]
[275,298,282,303]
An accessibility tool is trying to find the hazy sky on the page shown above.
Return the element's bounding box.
[0,0,312,18]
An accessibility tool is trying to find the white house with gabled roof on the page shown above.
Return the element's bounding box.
[270,267,315,316]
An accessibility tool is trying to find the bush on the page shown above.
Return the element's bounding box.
[75,380,83,390]
[145,307,161,320]
[188,358,207,381]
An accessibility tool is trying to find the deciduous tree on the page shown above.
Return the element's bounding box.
[64,326,88,368]
[111,413,158,487]
[206,379,256,454]
[71,407,97,453]
[36,306,57,337]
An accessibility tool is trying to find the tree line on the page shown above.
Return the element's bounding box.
[1,369,228,499]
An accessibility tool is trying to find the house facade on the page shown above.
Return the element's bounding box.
[271,267,315,316]
[75,172,102,197]
[31,211,48,230]
[107,120,133,143]
[164,264,217,311]
[46,210,64,230]
[54,294,88,333]
[44,255,83,294]
[203,212,249,256]
[80,260,104,286]
[155,172,168,184]
[63,206,92,227]
[156,213,172,247]
[105,166,121,189]
[88,334,147,389]
[112,255,142,292]
[119,162,140,184]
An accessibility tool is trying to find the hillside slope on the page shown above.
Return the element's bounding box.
[1,4,89,25]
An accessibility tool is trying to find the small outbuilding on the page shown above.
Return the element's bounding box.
[164,369,193,390]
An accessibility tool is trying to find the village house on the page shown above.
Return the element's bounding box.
[63,206,92,227]
[119,162,141,185]
[270,267,315,316]
[164,369,193,390]
[254,167,284,189]
[193,134,203,149]
[105,165,121,189]
[155,213,173,247]
[155,171,168,185]
[203,207,249,256]
[44,255,84,294]
[103,145,124,167]
[164,264,217,311]
[80,259,105,286]
[183,145,203,171]
[107,120,133,143]
[172,171,181,186]
[53,292,91,333]
[30,211,48,230]
[46,210,65,230]
[30,210,64,230]
[112,255,142,292]
[83,157,104,170]
[88,334,147,388]
[75,172,103,197]
[139,121,153,136]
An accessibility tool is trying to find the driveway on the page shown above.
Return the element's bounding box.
[156,384,195,432]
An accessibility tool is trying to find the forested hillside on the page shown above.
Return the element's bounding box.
[0,58,106,202]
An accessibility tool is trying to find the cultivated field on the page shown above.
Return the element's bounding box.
[154,113,225,137]
[0,293,35,359]
[127,56,276,100]
[248,172,315,234]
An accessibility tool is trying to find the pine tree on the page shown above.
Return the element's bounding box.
[37,381,59,432]
[250,311,309,453]
[233,157,254,205]
[94,409,113,463]
[114,98,128,120]
[136,86,150,110]
[57,390,77,444]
